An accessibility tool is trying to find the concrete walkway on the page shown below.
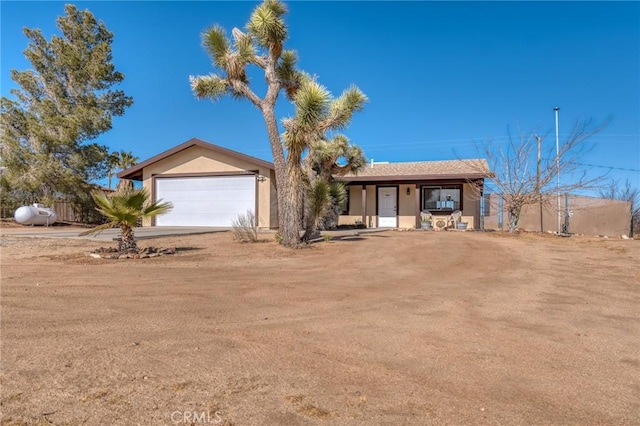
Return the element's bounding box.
[0,226,229,241]
[0,224,393,242]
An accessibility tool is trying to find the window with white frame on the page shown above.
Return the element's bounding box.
[422,185,461,211]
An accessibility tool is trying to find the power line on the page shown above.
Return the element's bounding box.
[573,162,640,173]
[360,134,639,149]
[362,136,498,148]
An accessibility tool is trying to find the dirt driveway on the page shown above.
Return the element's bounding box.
[1,230,638,425]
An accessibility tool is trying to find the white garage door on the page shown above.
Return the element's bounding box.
[155,175,256,226]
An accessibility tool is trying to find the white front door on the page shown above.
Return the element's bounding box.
[378,187,397,227]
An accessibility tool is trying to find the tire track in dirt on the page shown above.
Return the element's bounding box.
[2,231,638,424]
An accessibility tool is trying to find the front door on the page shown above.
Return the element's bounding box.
[378,187,397,227]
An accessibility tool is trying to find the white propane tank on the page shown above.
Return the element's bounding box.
[14,203,58,226]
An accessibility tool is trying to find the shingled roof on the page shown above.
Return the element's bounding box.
[339,159,490,182]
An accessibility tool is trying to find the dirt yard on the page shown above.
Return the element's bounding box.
[1,230,638,425]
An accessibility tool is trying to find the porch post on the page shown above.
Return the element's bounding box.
[415,184,420,228]
[361,185,367,228]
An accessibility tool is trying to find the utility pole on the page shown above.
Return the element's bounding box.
[536,134,543,232]
[554,106,561,235]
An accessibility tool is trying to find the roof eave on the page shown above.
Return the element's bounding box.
[117,137,274,181]
[337,173,490,182]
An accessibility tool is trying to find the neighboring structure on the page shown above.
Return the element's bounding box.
[118,138,277,228]
[483,193,633,237]
[119,138,491,229]
[338,159,490,230]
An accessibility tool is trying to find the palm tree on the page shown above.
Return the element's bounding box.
[282,80,367,241]
[80,188,172,254]
[107,150,139,189]
[189,0,305,247]
[107,154,117,190]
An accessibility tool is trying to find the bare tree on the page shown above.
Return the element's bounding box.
[598,179,639,237]
[467,118,609,233]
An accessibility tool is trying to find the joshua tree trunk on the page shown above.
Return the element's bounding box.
[261,104,302,247]
[318,204,341,230]
[118,224,138,254]
[300,175,323,242]
[301,204,318,242]
[284,150,305,244]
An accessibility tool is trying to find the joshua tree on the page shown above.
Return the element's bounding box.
[304,180,347,239]
[190,0,305,247]
[282,79,367,241]
[80,188,172,253]
[306,135,366,233]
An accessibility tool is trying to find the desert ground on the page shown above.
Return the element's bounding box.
[1,228,638,425]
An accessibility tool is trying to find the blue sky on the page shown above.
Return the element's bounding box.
[2,1,639,192]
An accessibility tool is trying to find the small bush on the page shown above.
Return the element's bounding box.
[231,210,258,243]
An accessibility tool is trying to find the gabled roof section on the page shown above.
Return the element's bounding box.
[339,159,491,182]
[117,138,274,180]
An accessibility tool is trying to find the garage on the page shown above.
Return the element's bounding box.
[154,175,256,226]
[117,138,276,228]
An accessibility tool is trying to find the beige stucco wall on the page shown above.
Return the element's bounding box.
[339,181,481,229]
[398,184,417,228]
[269,169,278,228]
[461,182,479,229]
[339,185,375,227]
[346,186,363,218]
[140,146,275,228]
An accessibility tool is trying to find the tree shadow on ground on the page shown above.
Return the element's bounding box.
[308,234,389,244]
[173,246,203,252]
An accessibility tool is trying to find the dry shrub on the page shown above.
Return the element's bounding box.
[231,210,258,243]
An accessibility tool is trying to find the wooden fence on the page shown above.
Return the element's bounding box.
[53,201,81,223]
